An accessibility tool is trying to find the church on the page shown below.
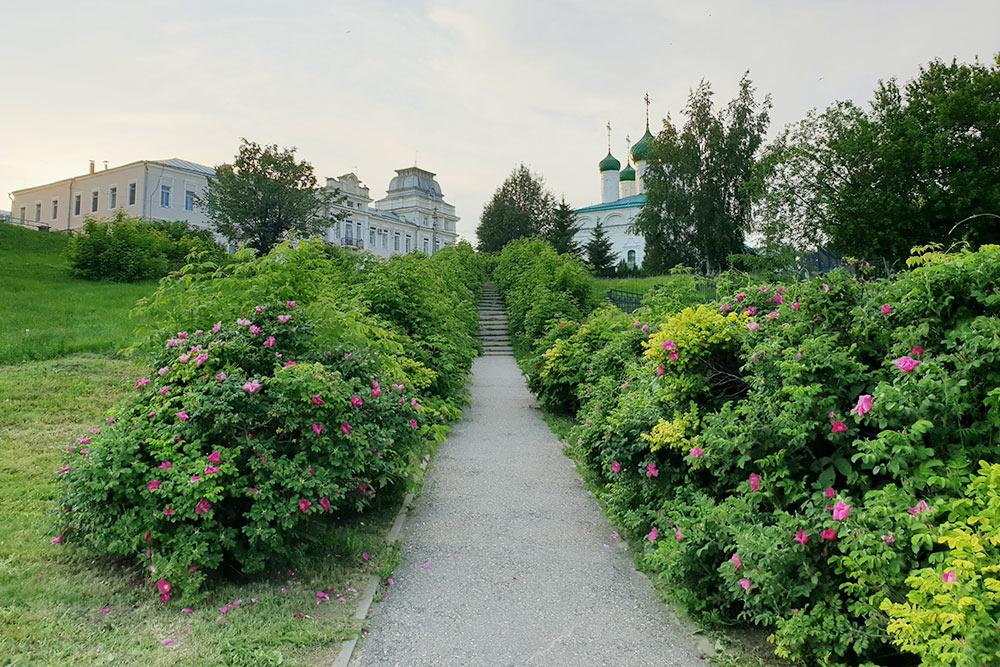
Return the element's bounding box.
[573,119,655,271]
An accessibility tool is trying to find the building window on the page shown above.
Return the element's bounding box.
[109,187,117,209]
[160,185,171,208]
[91,191,99,212]
[435,240,440,252]
[128,182,136,206]
[51,200,58,220]
[627,249,636,267]
[35,203,41,222]
[345,222,353,242]
[185,190,195,211]
[423,238,428,254]
[369,229,375,246]
[334,222,340,239]
[74,194,81,216]
[19,207,25,222]
[405,235,411,253]
[393,232,400,251]
[382,230,388,248]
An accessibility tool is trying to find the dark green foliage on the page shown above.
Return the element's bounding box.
[65,212,224,282]
[755,56,1000,263]
[199,139,341,254]
[585,221,617,276]
[635,73,771,272]
[476,164,555,252]
[545,197,581,256]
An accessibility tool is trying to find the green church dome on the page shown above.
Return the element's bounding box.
[631,129,655,162]
[598,152,621,172]
[619,163,636,181]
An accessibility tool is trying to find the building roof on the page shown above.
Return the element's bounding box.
[631,129,655,162]
[574,194,646,213]
[153,158,215,176]
[598,152,621,172]
[386,167,443,199]
[11,158,216,195]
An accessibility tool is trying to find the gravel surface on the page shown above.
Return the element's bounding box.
[350,354,709,667]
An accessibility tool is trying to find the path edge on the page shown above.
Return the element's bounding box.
[328,455,430,667]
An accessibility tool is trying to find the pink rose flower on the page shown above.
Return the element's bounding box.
[749,473,760,492]
[850,394,873,417]
[820,528,837,541]
[893,356,921,372]
[648,527,658,542]
[831,420,847,433]
[794,530,809,545]
[832,500,851,520]
[738,578,752,591]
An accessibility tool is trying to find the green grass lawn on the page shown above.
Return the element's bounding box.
[0,355,398,665]
[592,274,715,296]
[0,223,157,364]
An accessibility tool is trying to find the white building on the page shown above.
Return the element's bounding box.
[323,166,459,257]
[8,158,460,258]
[573,126,655,270]
[9,159,214,233]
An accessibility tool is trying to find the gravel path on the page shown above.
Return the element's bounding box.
[349,347,709,666]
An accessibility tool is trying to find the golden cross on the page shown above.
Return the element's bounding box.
[644,92,651,131]
[606,121,612,153]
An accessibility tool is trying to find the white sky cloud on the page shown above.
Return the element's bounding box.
[2,0,997,242]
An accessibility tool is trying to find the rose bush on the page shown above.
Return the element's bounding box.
[503,243,1000,665]
[55,240,484,602]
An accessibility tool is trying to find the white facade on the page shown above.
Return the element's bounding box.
[322,167,459,258]
[9,159,213,233]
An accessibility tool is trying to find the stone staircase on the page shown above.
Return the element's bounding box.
[477,283,512,356]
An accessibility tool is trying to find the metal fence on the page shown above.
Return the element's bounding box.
[606,289,644,313]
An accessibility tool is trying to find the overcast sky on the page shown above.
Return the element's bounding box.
[2,0,998,242]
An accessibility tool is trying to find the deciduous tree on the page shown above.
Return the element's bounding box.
[634,73,771,272]
[755,56,1000,263]
[199,139,340,253]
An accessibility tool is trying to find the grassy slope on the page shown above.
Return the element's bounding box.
[0,226,400,664]
[0,223,157,364]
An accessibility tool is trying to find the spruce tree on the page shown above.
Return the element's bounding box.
[586,221,617,276]
[545,197,581,256]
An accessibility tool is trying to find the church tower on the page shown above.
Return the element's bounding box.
[632,93,655,195]
[599,121,620,203]
[619,134,637,198]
